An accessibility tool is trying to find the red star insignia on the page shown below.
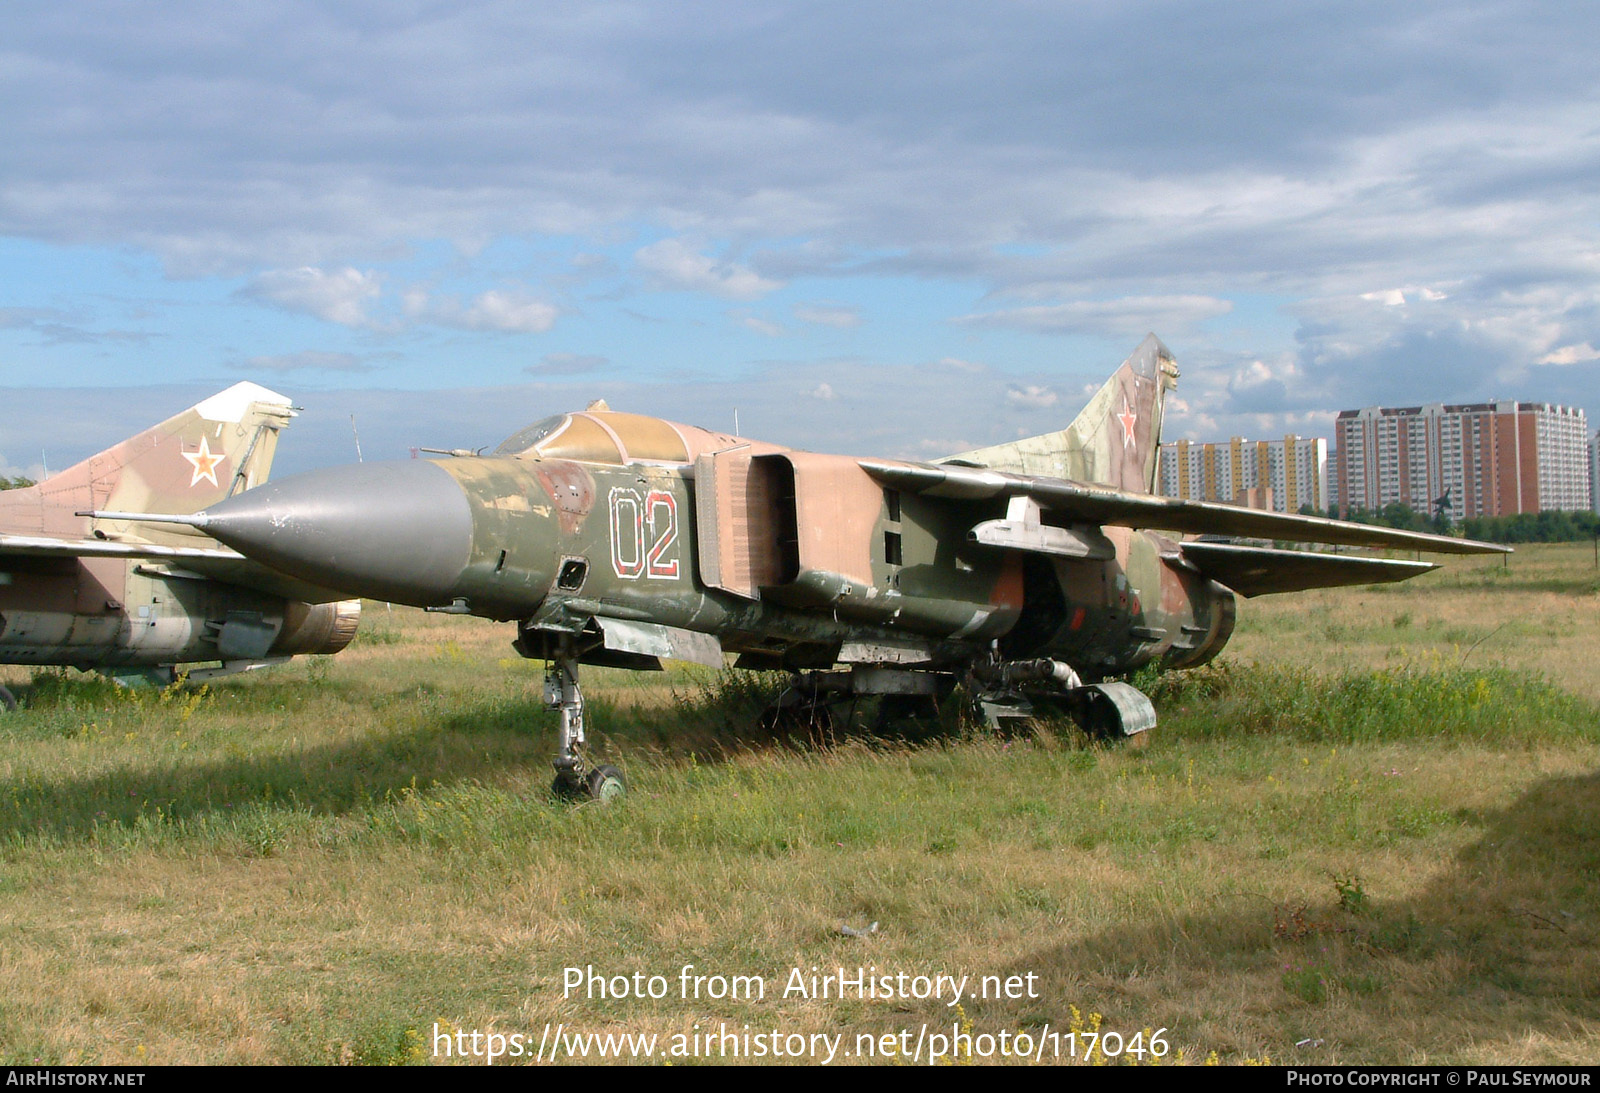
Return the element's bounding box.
[181,436,225,487]
[1117,399,1138,449]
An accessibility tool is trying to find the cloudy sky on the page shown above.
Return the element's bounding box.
[3,1,1598,478]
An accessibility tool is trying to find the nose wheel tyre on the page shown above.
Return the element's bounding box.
[553,764,626,802]
[585,764,626,802]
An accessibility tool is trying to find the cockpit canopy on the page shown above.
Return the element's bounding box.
[494,411,703,465]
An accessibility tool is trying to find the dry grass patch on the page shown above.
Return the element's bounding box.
[1233,542,1600,698]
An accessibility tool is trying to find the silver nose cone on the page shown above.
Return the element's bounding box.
[201,460,475,606]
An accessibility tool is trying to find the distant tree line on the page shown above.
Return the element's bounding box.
[1299,502,1600,543]
[1302,502,1452,536]
[0,475,35,491]
[1460,510,1600,544]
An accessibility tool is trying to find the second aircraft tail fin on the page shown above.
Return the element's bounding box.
[5,382,295,541]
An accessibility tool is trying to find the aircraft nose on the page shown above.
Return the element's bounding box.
[201,460,475,606]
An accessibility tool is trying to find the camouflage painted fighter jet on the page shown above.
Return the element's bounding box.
[0,383,360,711]
[93,337,1506,798]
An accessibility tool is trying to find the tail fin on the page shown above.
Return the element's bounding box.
[4,382,294,541]
[943,333,1178,493]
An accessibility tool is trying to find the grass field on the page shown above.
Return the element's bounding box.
[0,544,1596,1065]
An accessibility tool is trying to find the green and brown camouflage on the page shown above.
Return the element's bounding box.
[0,384,359,691]
[95,339,1509,793]
[947,333,1179,491]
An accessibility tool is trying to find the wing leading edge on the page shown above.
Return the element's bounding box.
[858,458,1510,556]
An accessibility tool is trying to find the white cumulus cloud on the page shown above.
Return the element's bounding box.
[1005,385,1058,409]
[1538,342,1600,366]
[460,290,560,333]
[635,239,783,300]
[402,286,561,334]
[243,267,382,327]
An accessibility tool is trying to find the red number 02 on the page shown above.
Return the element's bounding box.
[608,487,679,580]
[643,490,679,579]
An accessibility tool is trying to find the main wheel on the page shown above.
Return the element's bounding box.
[0,685,14,713]
[584,764,626,802]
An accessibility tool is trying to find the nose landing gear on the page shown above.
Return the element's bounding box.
[543,653,625,802]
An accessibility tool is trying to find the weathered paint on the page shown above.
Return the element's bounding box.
[170,337,1502,698]
[0,386,359,678]
[948,334,1178,493]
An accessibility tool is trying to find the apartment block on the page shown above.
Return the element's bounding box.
[1334,401,1590,520]
[1158,435,1330,513]
[1590,432,1600,515]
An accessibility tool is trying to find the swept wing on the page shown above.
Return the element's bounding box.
[859,458,1508,558]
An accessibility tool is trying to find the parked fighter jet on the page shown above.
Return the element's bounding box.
[94,337,1506,797]
[0,383,360,711]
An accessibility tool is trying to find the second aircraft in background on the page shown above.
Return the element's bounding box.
[0,384,360,711]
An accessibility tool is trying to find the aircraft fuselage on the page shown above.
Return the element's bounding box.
[188,449,1237,681]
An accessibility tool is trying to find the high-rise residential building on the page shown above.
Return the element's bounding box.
[1590,432,1600,515]
[1334,401,1590,521]
[1158,435,1329,513]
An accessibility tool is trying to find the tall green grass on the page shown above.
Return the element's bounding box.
[1145,661,1597,747]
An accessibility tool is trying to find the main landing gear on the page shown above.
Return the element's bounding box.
[753,658,1159,742]
[543,652,625,803]
[966,654,1157,738]
[757,666,955,744]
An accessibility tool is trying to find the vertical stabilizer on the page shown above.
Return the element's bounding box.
[0,383,295,542]
[943,334,1178,493]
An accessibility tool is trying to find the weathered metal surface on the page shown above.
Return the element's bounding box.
[862,457,1509,556]
[694,448,787,598]
[848,666,943,695]
[1179,541,1438,597]
[969,495,1116,559]
[590,616,725,669]
[0,535,238,562]
[836,640,938,665]
[782,451,882,589]
[9,382,293,547]
[1080,681,1158,736]
[272,600,363,657]
[192,460,475,607]
[530,459,594,536]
